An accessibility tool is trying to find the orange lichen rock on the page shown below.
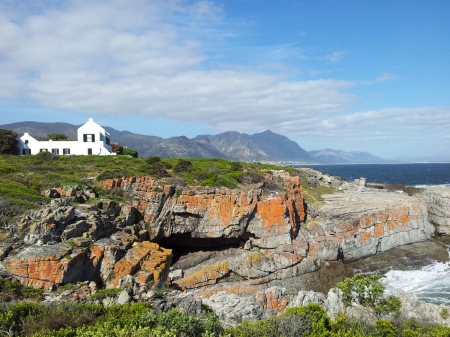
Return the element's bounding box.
[256,287,290,311]
[107,241,172,288]
[176,261,229,290]
[4,243,89,290]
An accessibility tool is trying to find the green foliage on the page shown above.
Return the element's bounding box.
[23,303,103,336]
[335,273,401,318]
[25,303,222,337]
[122,148,138,158]
[174,159,193,173]
[284,303,328,325]
[0,278,44,302]
[146,156,161,164]
[42,134,70,141]
[440,307,449,319]
[0,129,19,155]
[230,161,243,171]
[53,283,79,293]
[90,288,121,301]
[0,154,336,213]
[96,169,131,180]
[374,319,398,337]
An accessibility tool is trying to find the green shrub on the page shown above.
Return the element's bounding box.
[174,159,193,173]
[22,303,103,336]
[146,156,161,164]
[374,319,397,337]
[90,288,121,301]
[335,273,401,317]
[230,162,242,171]
[122,148,138,158]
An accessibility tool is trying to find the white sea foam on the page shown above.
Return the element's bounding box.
[413,184,450,188]
[382,260,450,305]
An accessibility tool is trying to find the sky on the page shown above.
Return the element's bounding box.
[0,0,449,159]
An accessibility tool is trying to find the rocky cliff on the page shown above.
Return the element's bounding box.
[0,170,440,326]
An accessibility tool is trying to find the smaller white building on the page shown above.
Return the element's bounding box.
[19,118,116,156]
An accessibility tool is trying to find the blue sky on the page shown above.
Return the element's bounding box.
[0,0,449,158]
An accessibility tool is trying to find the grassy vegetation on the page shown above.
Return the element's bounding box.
[0,299,223,337]
[0,154,341,226]
[1,298,449,336]
[0,154,282,210]
[299,176,341,205]
[0,278,44,302]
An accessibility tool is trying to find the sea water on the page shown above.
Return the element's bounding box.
[295,162,450,188]
[296,163,450,305]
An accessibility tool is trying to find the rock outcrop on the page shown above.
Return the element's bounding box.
[3,199,172,290]
[93,172,432,295]
[421,188,450,235]
[1,169,447,328]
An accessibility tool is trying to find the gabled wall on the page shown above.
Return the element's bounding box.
[18,118,115,156]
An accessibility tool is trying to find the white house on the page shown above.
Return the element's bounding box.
[19,118,116,156]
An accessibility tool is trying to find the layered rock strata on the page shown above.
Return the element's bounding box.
[95,174,432,293]
[1,172,434,303]
[421,188,450,235]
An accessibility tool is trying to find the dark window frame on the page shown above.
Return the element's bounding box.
[83,134,95,142]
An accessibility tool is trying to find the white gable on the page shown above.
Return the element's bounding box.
[18,118,115,156]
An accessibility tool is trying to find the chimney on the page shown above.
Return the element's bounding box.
[89,118,93,122]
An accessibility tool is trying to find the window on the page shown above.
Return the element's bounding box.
[40,149,48,152]
[83,134,95,142]
[52,149,59,155]
[106,137,110,145]
[87,148,92,155]
[25,140,28,144]
[22,149,31,155]
[63,148,70,154]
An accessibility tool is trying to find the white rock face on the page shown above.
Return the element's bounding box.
[421,188,450,235]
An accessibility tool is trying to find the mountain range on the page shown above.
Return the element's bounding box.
[2,121,446,163]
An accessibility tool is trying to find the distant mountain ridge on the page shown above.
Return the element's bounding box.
[308,148,396,164]
[0,120,415,163]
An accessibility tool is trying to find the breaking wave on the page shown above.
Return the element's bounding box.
[382,250,450,305]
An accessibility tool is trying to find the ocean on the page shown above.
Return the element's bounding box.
[296,162,450,305]
[295,162,450,188]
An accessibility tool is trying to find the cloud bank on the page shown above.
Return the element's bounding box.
[0,0,449,157]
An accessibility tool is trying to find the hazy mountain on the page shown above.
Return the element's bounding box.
[192,130,312,161]
[308,149,395,164]
[194,131,271,161]
[1,121,80,140]
[248,130,311,161]
[148,136,226,158]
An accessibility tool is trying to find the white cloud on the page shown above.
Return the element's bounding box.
[323,51,346,63]
[0,0,448,158]
[376,72,400,82]
[0,0,358,133]
[295,107,450,144]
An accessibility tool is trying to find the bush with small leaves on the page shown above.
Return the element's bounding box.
[174,159,193,173]
[146,156,161,164]
[335,273,401,318]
